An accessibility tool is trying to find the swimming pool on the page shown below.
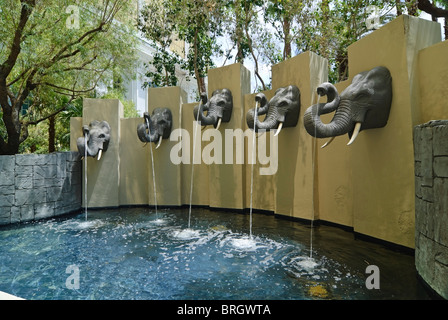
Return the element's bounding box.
[0,207,431,300]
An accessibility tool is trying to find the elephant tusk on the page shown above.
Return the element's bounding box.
[216,117,222,131]
[321,137,335,149]
[274,122,283,137]
[347,122,362,146]
[97,149,103,161]
[155,135,163,149]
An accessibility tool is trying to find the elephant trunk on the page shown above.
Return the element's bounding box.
[246,94,277,132]
[78,135,103,160]
[303,99,353,139]
[137,113,160,145]
[304,83,354,140]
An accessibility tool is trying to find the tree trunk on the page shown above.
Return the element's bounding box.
[283,18,291,60]
[235,2,244,63]
[0,103,21,155]
[48,115,56,153]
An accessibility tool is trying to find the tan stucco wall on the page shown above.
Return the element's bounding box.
[81,98,123,208]
[119,118,149,206]
[180,102,210,207]
[146,86,186,207]
[337,15,440,248]
[316,80,354,228]
[243,90,276,213]
[206,63,251,210]
[418,40,448,122]
[271,51,328,220]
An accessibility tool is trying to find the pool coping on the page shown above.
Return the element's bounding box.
[0,291,24,300]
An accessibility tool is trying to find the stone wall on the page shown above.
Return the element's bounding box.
[414,120,448,299]
[0,152,81,225]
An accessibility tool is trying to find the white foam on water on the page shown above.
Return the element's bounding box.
[295,257,319,270]
[151,219,167,226]
[172,228,201,240]
[230,237,258,251]
[71,219,106,230]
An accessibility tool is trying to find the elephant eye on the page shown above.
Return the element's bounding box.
[98,134,105,139]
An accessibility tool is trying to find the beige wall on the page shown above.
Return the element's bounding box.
[119,118,149,206]
[81,98,123,208]
[316,80,354,228]
[271,51,328,220]
[146,86,186,206]
[418,40,448,122]
[206,63,251,210]
[243,90,276,213]
[313,15,441,248]
[180,102,210,207]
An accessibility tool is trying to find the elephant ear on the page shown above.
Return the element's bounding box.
[82,125,90,137]
[161,108,173,139]
[99,121,111,134]
[352,66,392,130]
[219,88,233,123]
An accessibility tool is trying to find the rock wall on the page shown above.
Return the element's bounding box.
[0,152,81,225]
[414,120,448,299]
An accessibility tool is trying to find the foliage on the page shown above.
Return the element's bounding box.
[139,0,227,94]
[0,0,137,154]
[100,88,139,118]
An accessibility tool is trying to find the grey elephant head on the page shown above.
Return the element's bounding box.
[76,120,111,160]
[246,85,301,136]
[303,66,392,147]
[193,89,233,130]
[137,107,173,149]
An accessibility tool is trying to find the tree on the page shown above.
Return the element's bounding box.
[138,0,187,88]
[418,0,448,38]
[264,0,305,60]
[0,0,137,155]
[139,0,226,95]
[294,0,397,82]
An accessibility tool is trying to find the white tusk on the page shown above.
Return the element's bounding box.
[216,117,222,131]
[321,137,335,149]
[347,122,362,146]
[97,149,102,161]
[155,135,163,149]
[274,122,283,137]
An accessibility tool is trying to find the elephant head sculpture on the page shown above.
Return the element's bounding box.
[193,89,233,130]
[246,85,301,136]
[137,107,173,149]
[303,66,392,148]
[77,120,111,160]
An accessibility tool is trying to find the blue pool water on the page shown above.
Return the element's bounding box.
[0,207,431,300]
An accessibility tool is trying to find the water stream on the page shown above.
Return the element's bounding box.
[188,101,201,230]
[84,135,88,221]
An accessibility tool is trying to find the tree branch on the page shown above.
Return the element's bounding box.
[24,96,76,127]
[418,0,448,18]
[0,0,35,79]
